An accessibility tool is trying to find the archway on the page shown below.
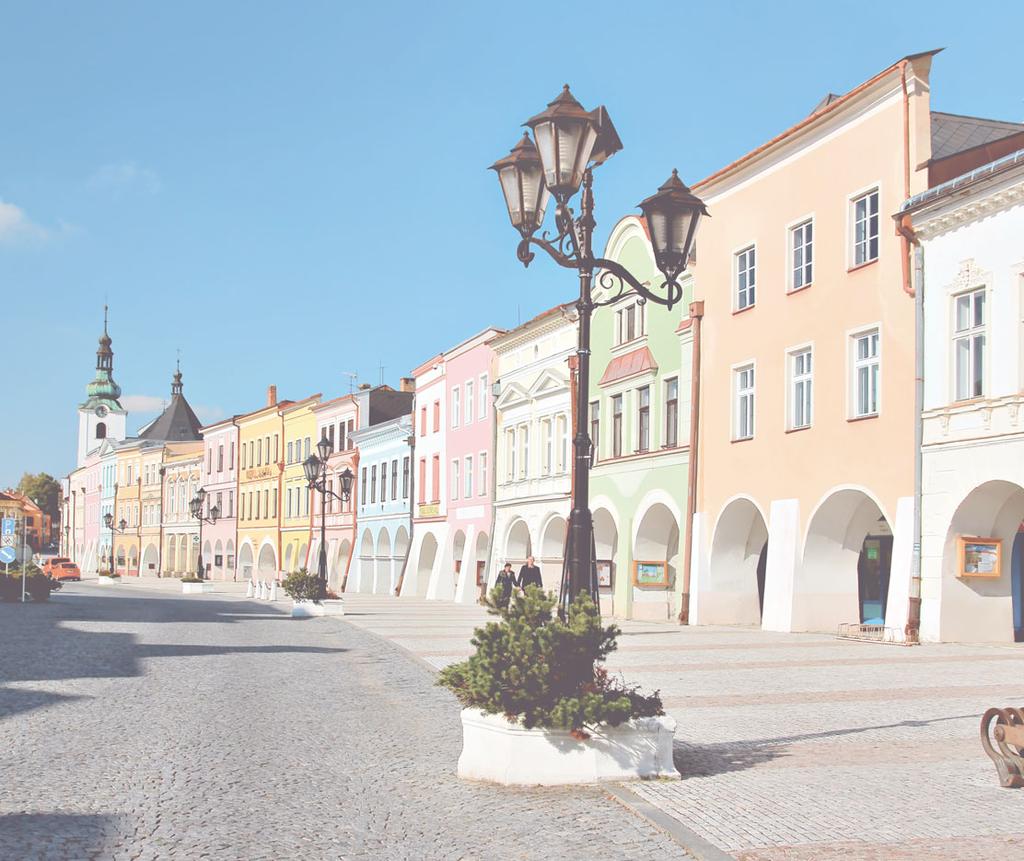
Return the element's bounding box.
[128,544,138,575]
[473,530,490,594]
[539,514,567,593]
[202,541,212,578]
[257,543,277,579]
[707,498,768,626]
[226,540,236,580]
[375,531,392,594]
[504,518,531,565]
[213,540,223,579]
[416,532,438,598]
[357,529,374,593]
[284,543,293,573]
[940,480,1024,643]
[451,529,467,589]
[142,543,158,575]
[298,543,308,571]
[165,539,176,575]
[238,542,253,581]
[799,488,891,632]
[116,545,126,573]
[593,507,618,592]
[178,535,189,574]
[333,538,352,590]
[632,503,680,619]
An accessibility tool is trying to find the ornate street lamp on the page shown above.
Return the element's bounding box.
[189,488,220,581]
[304,431,354,602]
[492,86,708,619]
[103,512,129,533]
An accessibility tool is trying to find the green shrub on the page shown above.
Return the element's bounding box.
[26,573,61,602]
[180,576,203,583]
[0,575,20,602]
[281,569,322,602]
[437,586,663,735]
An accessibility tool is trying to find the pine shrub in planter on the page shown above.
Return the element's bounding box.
[180,576,203,584]
[438,586,663,736]
[281,569,321,603]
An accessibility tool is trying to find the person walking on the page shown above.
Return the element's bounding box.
[493,562,514,609]
[516,555,543,594]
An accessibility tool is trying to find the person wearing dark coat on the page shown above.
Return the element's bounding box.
[516,555,543,593]
[493,563,515,608]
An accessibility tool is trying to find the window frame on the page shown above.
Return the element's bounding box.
[786,344,814,430]
[733,361,756,441]
[849,185,881,269]
[788,215,814,292]
[848,324,882,419]
[734,243,757,311]
[952,286,987,402]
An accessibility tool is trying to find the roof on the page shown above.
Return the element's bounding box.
[930,112,1024,161]
[138,394,203,443]
[598,346,658,387]
[901,146,1024,213]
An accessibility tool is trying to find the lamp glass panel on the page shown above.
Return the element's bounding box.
[520,164,549,229]
[498,166,523,226]
[571,123,598,187]
[533,122,557,188]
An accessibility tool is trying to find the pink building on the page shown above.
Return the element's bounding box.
[310,394,359,591]
[199,418,239,580]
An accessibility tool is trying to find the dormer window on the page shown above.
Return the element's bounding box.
[96,422,107,440]
[614,300,646,346]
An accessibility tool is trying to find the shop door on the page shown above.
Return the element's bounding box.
[858,535,892,625]
[1012,531,1024,643]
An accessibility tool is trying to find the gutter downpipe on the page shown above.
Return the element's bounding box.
[896,211,924,642]
[899,60,915,297]
[482,373,499,602]
[341,398,361,594]
[395,408,416,597]
[679,300,704,624]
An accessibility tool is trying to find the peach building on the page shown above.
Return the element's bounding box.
[687,52,940,635]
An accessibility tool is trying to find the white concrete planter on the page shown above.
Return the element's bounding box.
[457,708,680,786]
[291,599,345,618]
[181,581,214,594]
[97,576,119,585]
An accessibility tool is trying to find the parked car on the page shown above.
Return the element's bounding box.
[53,562,81,581]
[41,557,70,576]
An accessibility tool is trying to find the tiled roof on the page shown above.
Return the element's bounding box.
[138,395,203,442]
[598,346,658,387]
[930,112,1024,161]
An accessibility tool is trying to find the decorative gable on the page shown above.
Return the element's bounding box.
[528,368,569,399]
[494,382,530,410]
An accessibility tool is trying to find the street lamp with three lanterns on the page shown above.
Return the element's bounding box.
[303,432,355,602]
[188,487,220,580]
[490,85,708,619]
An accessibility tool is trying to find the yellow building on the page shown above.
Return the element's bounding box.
[280,394,322,574]
[139,444,166,574]
[113,442,143,575]
[236,387,289,581]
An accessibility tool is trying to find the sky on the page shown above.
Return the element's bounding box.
[2,0,1023,488]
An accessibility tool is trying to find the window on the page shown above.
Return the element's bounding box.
[264,489,269,519]
[480,374,488,418]
[228,491,233,518]
[361,467,368,504]
[273,434,279,462]
[479,452,487,495]
[664,378,679,447]
[339,422,347,451]
[420,406,427,436]
[287,487,293,517]
[734,365,755,440]
[541,418,553,474]
[370,465,377,503]
[229,442,235,470]
[852,189,879,266]
[402,456,410,499]
[790,348,813,429]
[556,414,568,473]
[217,445,224,472]
[304,437,311,460]
[433,401,440,433]
[736,245,756,310]
[791,219,813,290]
[257,439,263,466]
[852,330,880,417]
[255,491,261,520]
[207,450,213,474]
[589,401,600,463]
[431,455,440,503]
[451,460,460,500]
[452,387,461,428]
[272,488,277,517]
[327,424,334,450]
[465,381,474,423]
[287,442,294,464]
[637,386,650,452]
[465,455,473,497]
[612,395,623,457]
[347,420,354,449]
[380,461,388,503]
[614,301,646,346]
[517,424,529,479]
[505,428,516,480]
[418,459,426,504]
[954,288,986,401]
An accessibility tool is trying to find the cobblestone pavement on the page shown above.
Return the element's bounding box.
[0,583,689,861]
[339,594,1024,860]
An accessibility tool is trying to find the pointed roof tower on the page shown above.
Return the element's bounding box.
[82,305,124,412]
[138,360,203,441]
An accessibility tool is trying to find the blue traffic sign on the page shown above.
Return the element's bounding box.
[1,518,14,537]
[0,546,17,565]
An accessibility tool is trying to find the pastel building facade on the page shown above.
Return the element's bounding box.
[350,414,413,595]
[589,217,695,621]
[905,146,1024,642]
[161,443,203,577]
[310,395,359,590]
[138,443,165,575]
[200,418,239,580]
[281,395,322,575]
[687,53,937,635]
[491,304,577,592]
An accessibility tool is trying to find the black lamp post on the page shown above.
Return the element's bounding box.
[491,85,708,620]
[103,512,129,533]
[189,488,220,580]
[303,431,355,602]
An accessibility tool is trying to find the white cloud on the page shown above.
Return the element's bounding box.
[0,199,48,244]
[87,162,162,195]
[121,394,167,413]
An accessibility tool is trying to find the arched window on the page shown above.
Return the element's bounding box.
[96,422,107,440]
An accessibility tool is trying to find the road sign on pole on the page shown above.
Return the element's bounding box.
[1,517,15,548]
[0,546,16,564]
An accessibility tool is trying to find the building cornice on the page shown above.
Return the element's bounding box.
[912,178,1024,239]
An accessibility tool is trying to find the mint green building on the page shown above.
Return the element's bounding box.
[589,216,695,621]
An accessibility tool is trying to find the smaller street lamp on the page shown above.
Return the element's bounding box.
[189,488,220,581]
[304,431,355,602]
[103,512,129,533]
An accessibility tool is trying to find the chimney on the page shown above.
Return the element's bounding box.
[358,383,372,391]
[267,384,277,407]
[400,377,416,393]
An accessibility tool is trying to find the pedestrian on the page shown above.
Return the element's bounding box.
[517,555,543,594]
[494,562,514,609]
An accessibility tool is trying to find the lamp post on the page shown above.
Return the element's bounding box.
[103,512,129,534]
[491,86,708,619]
[189,488,220,580]
[303,432,355,602]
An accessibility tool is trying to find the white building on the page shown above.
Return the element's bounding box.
[491,302,577,591]
[904,147,1024,642]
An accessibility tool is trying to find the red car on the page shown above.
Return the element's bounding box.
[41,557,70,575]
[53,562,81,581]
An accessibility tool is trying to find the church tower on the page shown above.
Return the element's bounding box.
[77,306,128,465]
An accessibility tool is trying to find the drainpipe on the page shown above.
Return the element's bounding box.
[898,60,915,297]
[896,212,924,641]
[340,397,361,593]
[679,300,704,624]
[482,375,500,600]
[395,421,416,597]
[136,475,142,576]
[157,466,165,576]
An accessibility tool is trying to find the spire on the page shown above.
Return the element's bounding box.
[84,305,122,408]
[171,357,183,396]
[97,304,113,372]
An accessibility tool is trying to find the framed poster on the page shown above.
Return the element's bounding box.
[596,559,614,589]
[632,560,669,588]
[958,537,1002,578]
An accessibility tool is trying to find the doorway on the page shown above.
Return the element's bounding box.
[857,535,893,625]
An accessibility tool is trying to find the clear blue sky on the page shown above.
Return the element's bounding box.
[2,0,1022,487]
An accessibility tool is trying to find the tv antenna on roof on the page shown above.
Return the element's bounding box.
[340,371,357,394]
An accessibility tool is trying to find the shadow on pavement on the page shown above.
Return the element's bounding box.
[0,812,116,860]
[0,689,90,721]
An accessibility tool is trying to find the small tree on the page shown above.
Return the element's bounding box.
[281,568,321,602]
[438,586,662,735]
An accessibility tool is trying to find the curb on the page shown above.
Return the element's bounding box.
[604,783,737,861]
